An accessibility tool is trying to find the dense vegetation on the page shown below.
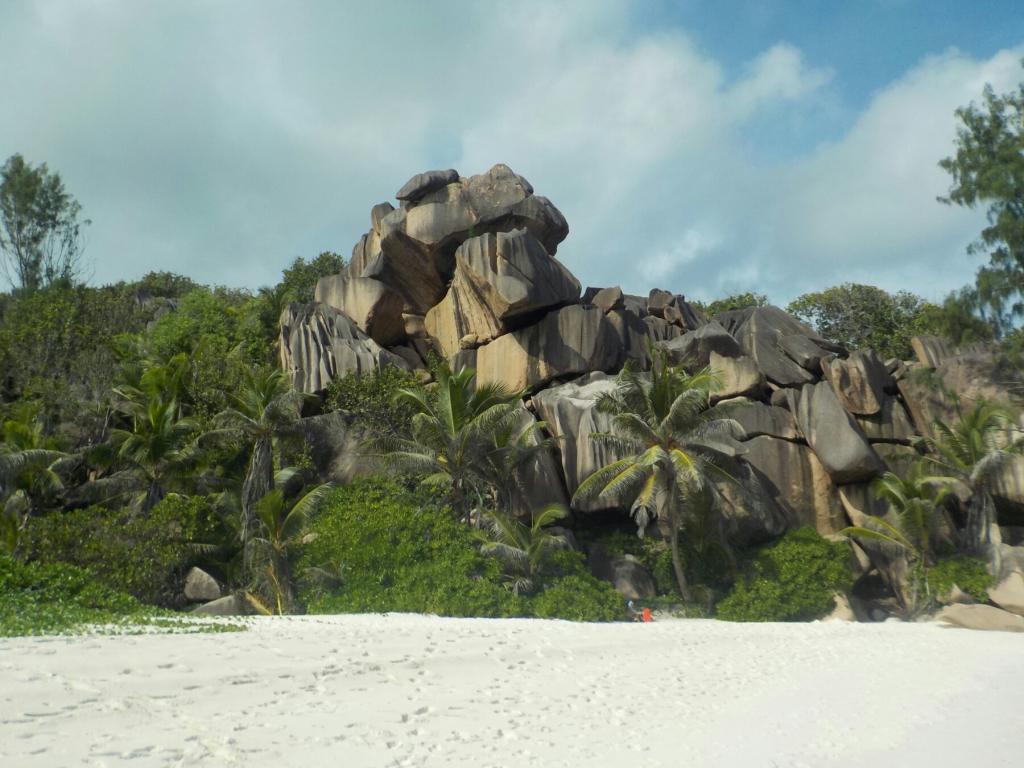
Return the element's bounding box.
[2,68,1023,634]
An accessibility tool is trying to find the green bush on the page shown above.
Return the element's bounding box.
[927,555,993,602]
[0,554,147,636]
[24,495,215,606]
[298,478,627,621]
[298,478,524,617]
[716,528,852,622]
[323,366,420,436]
[530,575,625,621]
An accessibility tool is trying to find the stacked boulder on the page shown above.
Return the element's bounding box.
[279,165,1023,549]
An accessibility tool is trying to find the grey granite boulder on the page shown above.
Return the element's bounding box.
[787,381,884,484]
[183,567,221,603]
[424,229,580,359]
[656,321,741,369]
[821,349,894,416]
[314,274,406,346]
[588,546,656,600]
[278,303,410,393]
[709,351,766,402]
[395,168,460,203]
[475,305,621,393]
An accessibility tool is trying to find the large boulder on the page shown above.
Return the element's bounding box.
[532,373,628,513]
[715,306,837,387]
[656,321,742,369]
[935,603,1024,632]
[853,395,917,444]
[278,303,410,393]
[506,405,571,518]
[183,567,221,603]
[587,546,656,600]
[709,351,766,402]
[191,595,246,617]
[788,381,884,484]
[742,435,847,535]
[712,454,791,546]
[988,569,1024,618]
[345,165,570,316]
[993,455,1024,526]
[712,400,799,441]
[475,305,622,393]
[821,349,894,416]
[314,274,406,346]
[424,229,580,359]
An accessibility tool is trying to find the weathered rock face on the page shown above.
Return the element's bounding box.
[588,546,656,600]
[988,569,1024,618]
[742,436,847,535]
[936,602,1024,632]
[712,454,791,546]
[475,305,621,393]
[709,351,766,402]
[715,306,841,388]
[821,349,893,416]
[712,400,799,441]
[853,395,916,444]
[424,229,580,359]
[357,164,569,315]
[506,405,571,518]
[788,381,883,484]
[532,373,628,513]
[314,274,406,346]
[993,455,1024,526]
[279,303,410,393]
[657,321,741,369]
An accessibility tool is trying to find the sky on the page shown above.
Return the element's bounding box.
[1,0,1022,305]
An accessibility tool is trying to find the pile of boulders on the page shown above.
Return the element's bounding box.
[278,165,1024,623]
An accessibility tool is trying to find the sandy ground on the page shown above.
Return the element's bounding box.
[1,615,1023,768]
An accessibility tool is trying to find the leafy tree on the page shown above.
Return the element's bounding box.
[573,352,744,601]
[371,366,522,524]
[939,65,1024,334]
[919,399,1024,553]
[324,366,420,437]
[0,154,90,292]
[277,252,346,303]
[479,504,569,595]
[700,292,769,318]
[787,283,939,359]
[0,402,67,518]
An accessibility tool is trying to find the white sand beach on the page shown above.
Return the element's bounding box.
[2,615,1022,767]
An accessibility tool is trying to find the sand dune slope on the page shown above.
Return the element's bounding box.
[2,615,1022,767]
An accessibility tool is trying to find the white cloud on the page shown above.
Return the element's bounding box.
[0,0,1020,307]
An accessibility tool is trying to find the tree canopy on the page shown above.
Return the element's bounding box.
[939,64,1024,336]
[0,154,90,293]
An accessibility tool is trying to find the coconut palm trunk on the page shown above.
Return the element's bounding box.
[241,436,273,548]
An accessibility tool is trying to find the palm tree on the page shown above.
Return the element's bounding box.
[474,405,557,521]
[109,388,199,513]
[919,399,1023,553]
[0,403,67,517]
[479,504,570,596]
[840,462,953,610]
[247,479,332,614]
[370,366,522,524]
[215,367,305,548]
[573,352,744,601]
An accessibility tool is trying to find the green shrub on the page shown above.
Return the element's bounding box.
[25,495,215,605]
[299,478,627,621]
[323,366,420,436]
[927,555,993,602]
[530,575,625,621]
[0,554,148,636]
[716,528,852,622]
[298,478,524,617]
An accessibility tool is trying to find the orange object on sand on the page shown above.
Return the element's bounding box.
[641,608,652,623]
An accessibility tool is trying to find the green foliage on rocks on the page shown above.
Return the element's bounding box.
[716,528,852,622]
[926,555,994,603]
[324,366,420,436]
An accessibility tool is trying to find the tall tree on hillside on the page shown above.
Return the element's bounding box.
[0,154,90,292]
[939,64,1024,335]
[573,352,744,600]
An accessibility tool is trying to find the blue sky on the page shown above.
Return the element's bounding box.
[0,1,1021,305]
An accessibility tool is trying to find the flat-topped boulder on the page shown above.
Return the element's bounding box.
[709,351,766,402]
[314,274,406,346]
[395,168,460,203]
[424,229,580,359]
[475,305,621,393]
[279,303,410,393]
